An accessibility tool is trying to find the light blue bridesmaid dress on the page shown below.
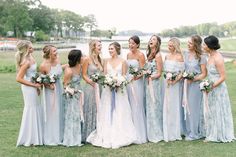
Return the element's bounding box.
[183,51,207,140]
[145,60,163,142]
[82,63,100,142]
[44,64,64,145]
[62,74,83,146]
[205,64,235,142]
[16,63,44,146]
[163,60,184,142]
[127,59,147,144]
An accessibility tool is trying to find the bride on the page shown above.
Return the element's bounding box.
[87,42,137,149]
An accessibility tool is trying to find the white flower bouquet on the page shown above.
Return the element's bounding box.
[163,71,179,81]
[90,72,105,84]
[31,73,59,84]
[128,65,143,77]
[199,79,213,92]
[103,74,129,93]
[182,71,197,80]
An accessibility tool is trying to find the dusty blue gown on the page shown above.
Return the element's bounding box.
[204,64,235,142]
[126,59,147,144]
[145,60,163,142]
[63,74,83,146]
[183,51,207,140]
[163,60,184,142]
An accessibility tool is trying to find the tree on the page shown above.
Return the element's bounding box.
[84,14,97,36]
[2,0,33,37]
[29,4,55,34]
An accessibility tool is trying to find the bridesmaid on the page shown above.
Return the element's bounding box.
[203,35,235,142]
[126,35,147,144]
[82,39,103,142]
[183,35,207,140]
[62,49,83,147]
[39,45,64,145]
[16,40,43,146]
[145,35,163,142]
[162,37,185,142]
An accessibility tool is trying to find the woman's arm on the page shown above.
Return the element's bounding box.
[122,59,127,76]
[16,61,40,88]
[82,57,95,87]
[193,64,207,81]
[213,55,226,88]
[152,53,163,79]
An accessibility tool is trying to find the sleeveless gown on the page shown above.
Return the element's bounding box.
[87,61,138,149]
[82,63,100,142]
[126,59,147,144]
[145,60,163,142]
[43,64,64,145]
[204,64,235,142]
[62,74,83,146]
[16,63,44,146]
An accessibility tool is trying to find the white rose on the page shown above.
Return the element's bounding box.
[36,77,42,83]
[66,86,74,95]
[166,73,173,80]
[199,82,204,90]
[183,72,188,77]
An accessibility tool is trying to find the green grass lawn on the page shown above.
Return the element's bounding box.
[0,61,235,156]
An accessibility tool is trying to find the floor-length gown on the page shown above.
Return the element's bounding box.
[163,60,184,142]
[44,64,64,145]
[204,64,235,142]
[183,51,207,140]
[82,63,100,142]
[145,60,163,142]
[87,62,137,149]
[126,59,147,144]
[16,63,44,146]
[62,74,83,146]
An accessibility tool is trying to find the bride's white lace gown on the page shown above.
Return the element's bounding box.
[87,61,137,149]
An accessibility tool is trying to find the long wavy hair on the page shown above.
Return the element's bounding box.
[169,37,181,54]
[15,40,32,71]
[191,35,202,61]
[146,35,161,61]
[89,39,102,67]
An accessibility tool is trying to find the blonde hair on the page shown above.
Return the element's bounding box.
[89,39,102,66]
[42,45,55,59]
[15,40,32,70]
[169,37,182,54]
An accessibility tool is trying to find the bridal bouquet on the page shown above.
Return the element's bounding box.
[128,65,143,77]
[103,74,129,93]
[182,71,197,80]
[31,73,59,84]
[199,79,213,92]
[163,71,179,81]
